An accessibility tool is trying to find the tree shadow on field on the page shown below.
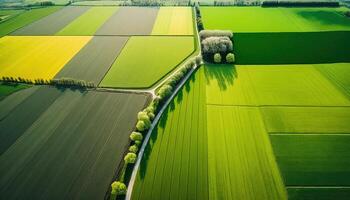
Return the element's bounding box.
[296,10,350,27]
[204,64,237,91]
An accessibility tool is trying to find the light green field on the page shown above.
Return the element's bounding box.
[132,67,288,199]
[56,7,118,36]
[132,70,208,200]
[315,63,350,98]
[100,36,194,88]
[205,64,350,106]
[0,7,61,36]
[201,7,350,32]
[207,105,287,200]
[151,7,193,35]
[261,107,350,134]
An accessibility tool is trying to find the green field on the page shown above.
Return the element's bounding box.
[271,134,350,186]
[261,107,350,134]
[132,67,287,199]
[205,64,350,106]
[288,187,350,200]
[234,32,350,64]
[56,7,118,35]
[0,7,61,36]
[201,7,350,32]
[132,70,208,200]
[0,9,24,21]
[207,106,287,200]
[0,84,29,100]
[100,36,195,88]
[315,63,350,98]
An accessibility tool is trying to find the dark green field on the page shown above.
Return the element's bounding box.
[234,32,350,64]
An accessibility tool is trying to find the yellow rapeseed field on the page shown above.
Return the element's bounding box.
[0,36,91,80]
[152,7,193,35]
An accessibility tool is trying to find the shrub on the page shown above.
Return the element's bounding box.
[111,181,127,196]
[345,11,350,17]
[129,145,139,153]
[195,55,202,66]
[144,106,155,120]
[136,120,147,132]
[130,131,143,141]
[137,111,151,128]
[135,140,142,146]
[201,36,233,55]
[226,53,235,63]
[214,53,222,63]
[157,85,173,100]
[124,152,137,164]
[199,30,233,40]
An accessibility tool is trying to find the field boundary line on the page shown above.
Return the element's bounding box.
[125,64,199,200]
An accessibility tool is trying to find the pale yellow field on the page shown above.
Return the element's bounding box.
[152,7,193,35]
[0,36,91,80]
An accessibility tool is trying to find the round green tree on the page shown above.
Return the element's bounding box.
[214,53,222,63]
[130,131,143,141]
[111,181,127,196]
[124,152,137,164]
[226,53,235,63]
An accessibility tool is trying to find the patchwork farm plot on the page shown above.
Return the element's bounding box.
[0,4,197,200]
[0,87,150,199]
[1,2,349,200]
[130,5,350,200]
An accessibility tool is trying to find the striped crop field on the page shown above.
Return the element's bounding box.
[132,71,209,200]
[0,7,62,36]
[0,36,91,80]
[205,64,350,106]
[261,107,350,134]
[206,106,287,200]
[201,7,350,32]
[151,7,194,35]
[100,36,195,88]
[56,7,118,36]
[131,67,287,200]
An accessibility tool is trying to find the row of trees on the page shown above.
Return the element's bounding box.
[0,76,95,89]
[199,30,235,64]
[195,4,204,31]
[110,55,202,198]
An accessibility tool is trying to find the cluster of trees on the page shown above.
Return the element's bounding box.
[195,4,204,31]
[0,76,95,89]
[346,11,350,17]
[200,30,235,64]
[51,78,95,88]
[110,56,201,199]
[262,0,339,7]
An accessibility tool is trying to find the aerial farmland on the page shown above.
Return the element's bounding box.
[0,0,349,200]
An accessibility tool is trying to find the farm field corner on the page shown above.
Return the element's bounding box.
[0,86,149,199]
[100,36,195,88]
[0,36,91,80]
[131,63,350,199]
